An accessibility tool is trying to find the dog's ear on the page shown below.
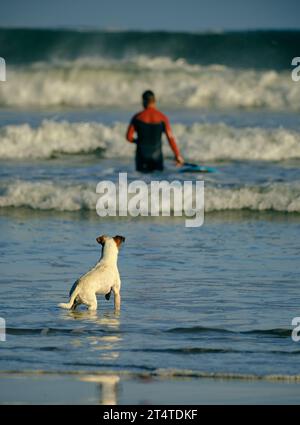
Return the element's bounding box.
[96,235,107,245]
[113,235,126,247]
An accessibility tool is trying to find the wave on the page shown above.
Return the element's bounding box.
[1,29,299,110]
[6,326,292,339]
[167,326,292,337]
[0,179,299,213]
[167,326,233,334]
[2,369,300,382]
[134,347,235,354]
[1,28,299,70]
[1,120,300,161]
[6,327,108,336]
[131,347,300,355]
[153,369,300,381]
[1,58,299,109]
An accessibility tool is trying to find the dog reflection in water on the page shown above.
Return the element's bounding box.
[80,375,120,405]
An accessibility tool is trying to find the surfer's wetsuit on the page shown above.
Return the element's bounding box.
[126,106,181,172]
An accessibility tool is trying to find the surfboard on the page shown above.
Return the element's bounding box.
[178,162,217,173]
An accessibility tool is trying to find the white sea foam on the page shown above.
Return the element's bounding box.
[1,120,300,161]
[1,180,299,213]
[1,57,299,109]
[0,121,130,160]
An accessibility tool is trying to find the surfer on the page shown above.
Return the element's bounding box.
[126,90,184,172]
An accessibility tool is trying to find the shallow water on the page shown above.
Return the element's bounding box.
[0,209,299,378]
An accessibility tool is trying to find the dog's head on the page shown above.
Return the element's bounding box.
[96,235,125,250]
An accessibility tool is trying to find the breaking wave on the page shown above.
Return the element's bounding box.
[2,28,298,70]
[1,58,299,109]
[1,28,299,109]
[1,120,300,161]
[0,179,299,213]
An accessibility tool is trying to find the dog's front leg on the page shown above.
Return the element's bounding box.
[113,288,121,311]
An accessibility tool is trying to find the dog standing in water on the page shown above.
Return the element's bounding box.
[58,235,125,311]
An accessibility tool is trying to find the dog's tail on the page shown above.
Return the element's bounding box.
[58,286,79,310]
[58,302,73,309]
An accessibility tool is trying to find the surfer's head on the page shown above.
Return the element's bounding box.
[142,90,155,108]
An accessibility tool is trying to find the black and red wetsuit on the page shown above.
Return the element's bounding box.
[126,106,181,172]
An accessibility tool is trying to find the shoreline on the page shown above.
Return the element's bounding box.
[1,372,300,404]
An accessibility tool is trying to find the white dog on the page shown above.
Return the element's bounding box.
[58,235,125,311]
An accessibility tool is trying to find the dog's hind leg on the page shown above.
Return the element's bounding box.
[87,294,98,311]
[71,297,80,311]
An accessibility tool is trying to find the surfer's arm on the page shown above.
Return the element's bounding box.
[163,117,184,164]
[126,119,137,143]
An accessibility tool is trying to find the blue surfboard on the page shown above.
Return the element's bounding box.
[179,162,217,173]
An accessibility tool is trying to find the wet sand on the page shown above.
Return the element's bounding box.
[1,373,300,405]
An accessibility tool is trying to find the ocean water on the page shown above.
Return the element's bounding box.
[0,29,300,391]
